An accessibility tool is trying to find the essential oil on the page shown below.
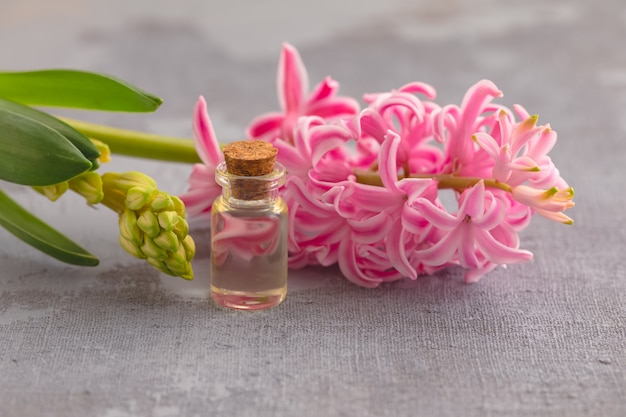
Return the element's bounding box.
[210,141,288,310]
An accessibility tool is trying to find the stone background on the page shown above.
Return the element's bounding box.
[1,0,625,416]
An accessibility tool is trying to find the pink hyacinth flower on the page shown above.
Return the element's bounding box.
[247,43,359,144]
[415,181,533,282]
[178,96,224,223]
[472,112,543,183]
[347,131,436,280]
[511,185,575,224]
[359,82,444,175]
[433,80,504,176]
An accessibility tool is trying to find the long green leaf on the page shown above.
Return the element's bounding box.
[0,98,101,168]
[0,189,99,266]
[0,108,92,185]
[0,69,162,112]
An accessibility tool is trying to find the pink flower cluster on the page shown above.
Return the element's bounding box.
[180,43,574,287]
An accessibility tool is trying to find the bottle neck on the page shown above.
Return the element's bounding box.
[215,162,286,209]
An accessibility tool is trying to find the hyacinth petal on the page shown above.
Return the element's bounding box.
[414,198,458,230]
[457,226,479,269]
[377,95,425,123]
[472,197,505,230]
[398,177,436,203]
[398,82,437,99]
[535,209,574,224]
[309,124,353,168]
[306,97,360,119]
[401,205,428,235]
[284,176,330,213]
[246,112,285,140]
[359,109,388,142]
[378,132,402,194]
[386,221,418,279]
[528,126,557,160]
[432,104,459,143]
[460,79,502,123]
[345,181,400,212]
[272,137,308,173]
[294,116,322,155]
[278,42,309,113]
[459,181,486,219]
[193,96,222,166]
[512,115,539,141]
[472,132,501,159]
[418,230,462,266]
[348,211,391,244]
[186,164,214,187]
[513,104,531,120]
[474,229,533,264]
[308,76,338,102]
[337,239,381,288]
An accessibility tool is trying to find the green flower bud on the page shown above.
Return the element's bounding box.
[153,230,179,252]
[119,235,146,259]
[34,182,69,202]
[119,209,142,245]
[171,195,186,217]
[157,211,178,231]
[137,210,160,238]
[181,235,195,262]
[151,191,174,212]
[108,172,157,192]
[126,186,155,210]
[140,236,168,261]
[90,139,111,164]
[102,171,195,280]
[69,172,104,205]
[173,216,189,239]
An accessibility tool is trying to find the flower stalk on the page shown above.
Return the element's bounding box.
[354,170,513,192]
[61,117,201,163]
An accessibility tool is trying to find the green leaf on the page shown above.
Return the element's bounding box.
[0,98,101,168]
[0,107,92,186]
[0,189,99,266]
[0,69,162,112]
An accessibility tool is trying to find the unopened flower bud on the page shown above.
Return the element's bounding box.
[136,211,160,238]
[151,191,174,212]
[69,172,104,205]
[153,230,179,252]
[102,171,196,280]
[126,186,155,210]
[34,182,69,202]
[109,172,157,191]
[119,209,142,245]
[157,211,179,231]
[90,139,111,164]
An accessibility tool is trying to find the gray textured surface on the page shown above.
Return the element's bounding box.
[1,0,625,416]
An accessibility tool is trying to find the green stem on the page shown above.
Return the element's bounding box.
[60,117,202,163]
[354,170,512,193]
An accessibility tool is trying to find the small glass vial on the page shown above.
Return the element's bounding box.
[210,141,288,310]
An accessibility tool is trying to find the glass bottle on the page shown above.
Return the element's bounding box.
[210,141,288,310]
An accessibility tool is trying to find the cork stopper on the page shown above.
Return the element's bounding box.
[221,141,279,200]
[223,141,278,176]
